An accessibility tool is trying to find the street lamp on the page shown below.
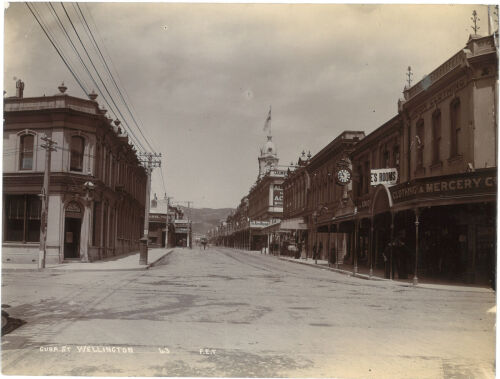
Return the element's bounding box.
[81,178,95,262]
[312,211,318,264]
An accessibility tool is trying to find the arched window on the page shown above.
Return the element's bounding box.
[19,134,34,170]
[450,98,461,157]
[70,136,85,172]
[432,110,441,164]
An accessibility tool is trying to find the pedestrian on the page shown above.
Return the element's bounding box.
[383,240,392,279]
[296,241,302,259]
[318,241,323,261]
[329,246,336,266]
[312,244,317,260]
[393,234,410,279]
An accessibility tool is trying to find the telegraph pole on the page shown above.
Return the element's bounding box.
[164,194,173,248]
[39,135,57,269]
[138,152,161,264]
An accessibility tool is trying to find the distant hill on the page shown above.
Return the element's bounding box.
[179,206,234,235]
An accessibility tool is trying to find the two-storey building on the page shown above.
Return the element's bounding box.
[346,33,497,284]
[389,33,497,284]
[3,82,147,263]
[305,131,365,262]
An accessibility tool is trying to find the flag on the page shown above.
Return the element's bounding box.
[263,107,272,132]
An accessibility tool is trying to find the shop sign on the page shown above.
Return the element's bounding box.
[250,220,269,228]
[371,168,398,186]
[270,169,287,177]
[390,170,497,203]
[273,186,283,207]
[175,228,189,233]
[66,201,81,213]
[356,198,371,211]
[149,214,167,222]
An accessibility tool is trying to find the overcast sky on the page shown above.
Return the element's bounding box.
[3,3,493,208]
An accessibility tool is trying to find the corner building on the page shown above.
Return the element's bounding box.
[3,83,147,263]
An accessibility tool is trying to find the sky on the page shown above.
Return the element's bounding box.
[3,2,495,208]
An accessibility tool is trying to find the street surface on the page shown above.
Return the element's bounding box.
[1,247,496,378]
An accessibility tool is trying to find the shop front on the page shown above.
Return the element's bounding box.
[389,168,497,286]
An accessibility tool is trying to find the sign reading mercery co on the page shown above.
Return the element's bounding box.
[371,168,398,186]
[390,170,497,203]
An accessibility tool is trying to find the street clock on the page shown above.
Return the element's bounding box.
[336,167,352,185]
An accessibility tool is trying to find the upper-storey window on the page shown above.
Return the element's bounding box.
[393,145,400,168]
[70,136,85,172]
[382,148,389,168]
[432,110,442,164]
[356,164,363,197]
[416,119,425,168]
[363,160,370,193]
[19,134,34,170]
[450,98,461,157]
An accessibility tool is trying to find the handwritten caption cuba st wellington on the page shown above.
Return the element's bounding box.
[39,345,216,355]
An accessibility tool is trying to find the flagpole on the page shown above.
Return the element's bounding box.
[268,105,272,136]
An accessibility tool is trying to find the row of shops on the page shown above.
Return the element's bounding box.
[209,33,498,287]
[148,195,193,248]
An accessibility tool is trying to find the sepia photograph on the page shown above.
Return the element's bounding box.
[1,2,498,378]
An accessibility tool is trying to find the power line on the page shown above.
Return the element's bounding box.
[27,3,147,151]
[82,3,159,155]
[75,3,157,153]
[26,2,160,163]
[46,3,95,94]
[59,2,147,153]
[159,167,167,196]
[25,3,88,96]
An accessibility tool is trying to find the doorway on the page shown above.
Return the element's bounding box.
[64,217,81,259]
[64,201,83,260]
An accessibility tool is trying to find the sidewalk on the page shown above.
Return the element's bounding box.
[238,248,494,294]
[1,248,174,272]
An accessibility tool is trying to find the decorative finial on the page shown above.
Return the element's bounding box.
[307,151,312,159]
[89,90,98,101]
[114,119,121,127]
[406,66,413,88]
[58,82,67,94]
[301,150,306,157]
[98,106,107,115]
[471,10,480,34]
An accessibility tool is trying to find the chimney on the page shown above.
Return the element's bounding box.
[16,79,24,98]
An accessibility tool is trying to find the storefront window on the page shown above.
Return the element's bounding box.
[4,194,41,242]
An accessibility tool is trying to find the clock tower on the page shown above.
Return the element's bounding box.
[258,134,279,179]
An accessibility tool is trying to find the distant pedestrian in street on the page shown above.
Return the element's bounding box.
[201,239,207,250]
[312,244,317,261]
[383,240,392,279]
